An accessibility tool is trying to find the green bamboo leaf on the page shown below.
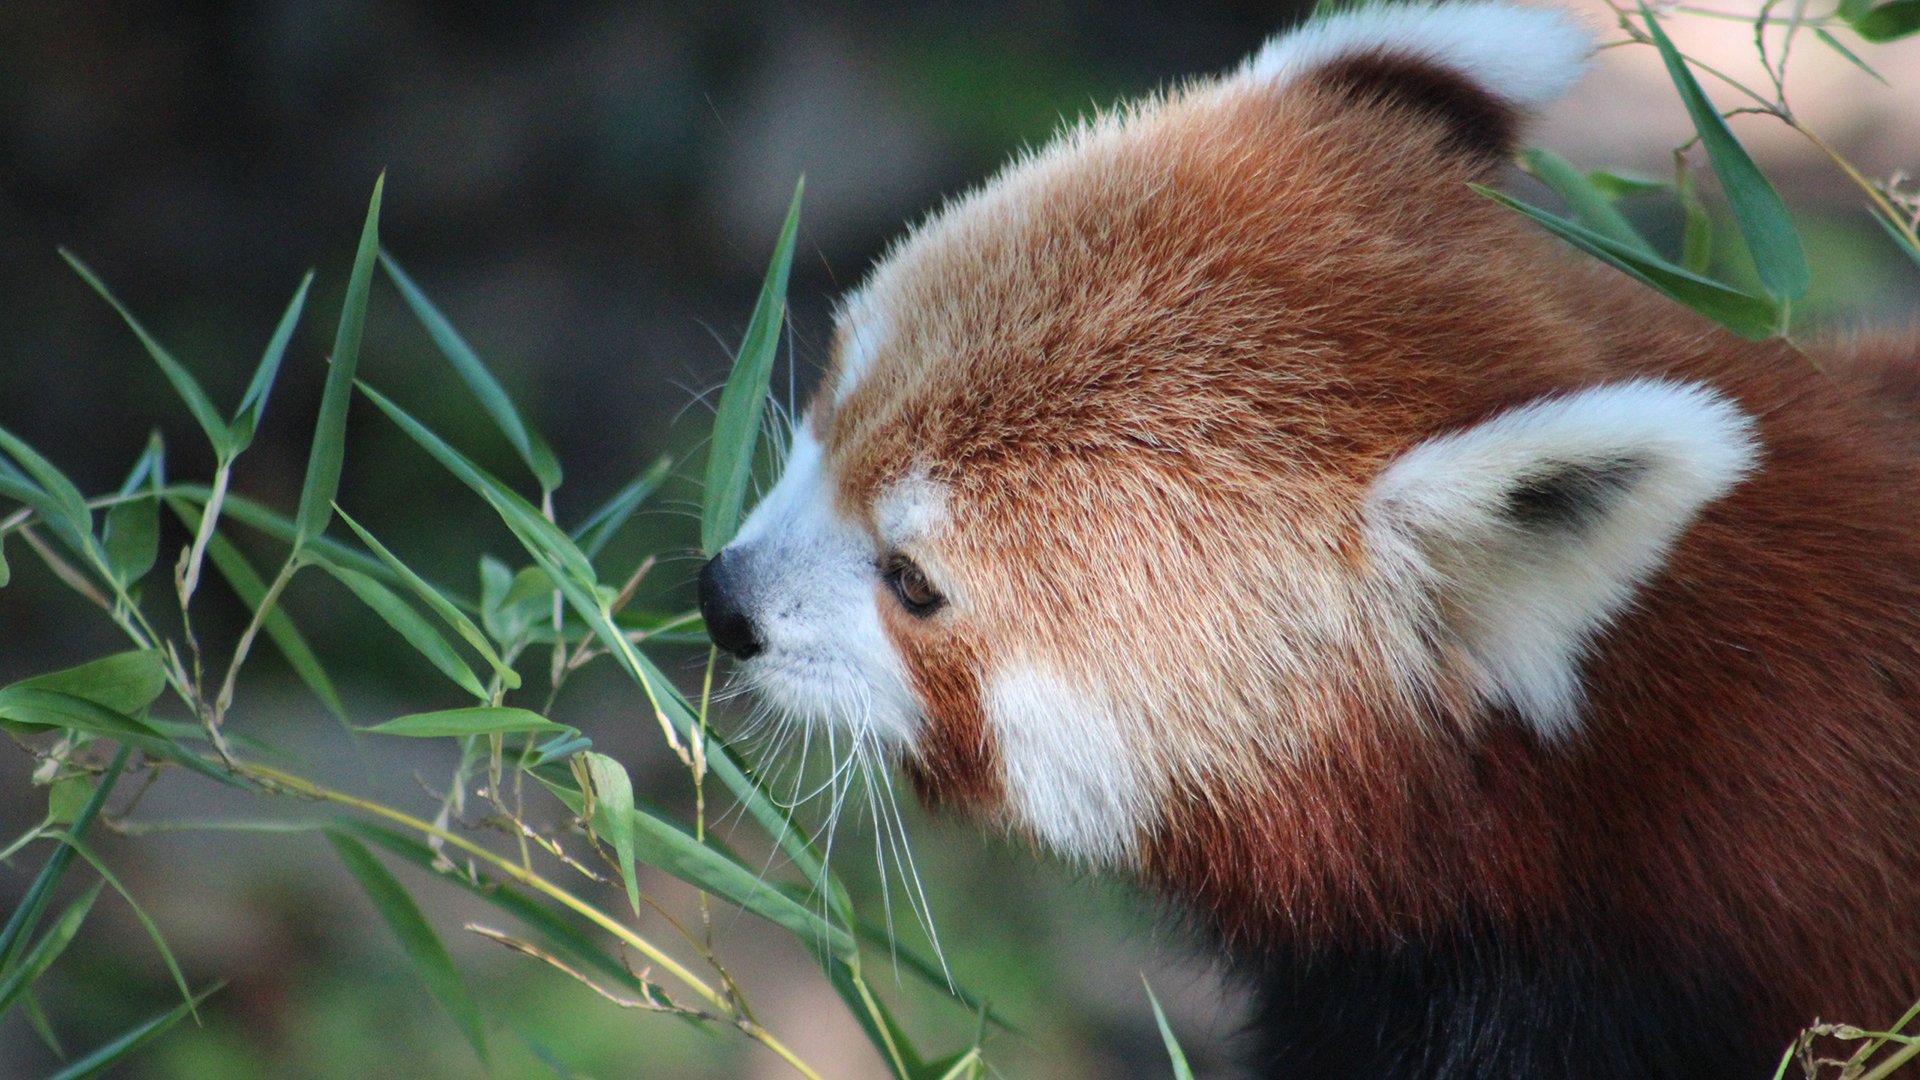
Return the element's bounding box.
[1522,148,1654,254]
[1476,186,1779,340]
[364,707,570,738]
[572,454,672,560]
[0,533,10,588]
[10,650,168,717]
[21,988,61,1057]
[230,270,315,454]
[1639,2,1808,304]
[1813,28,1891,84]
[317,559,491,700]
[295,173,383,546]
[334,506,518,689]
[1584,170,1668,200]
[0,746,125,972]
[1847,0,1920,41]
[820,950,922,1079]
[46,776,91,826]
[359,378,847,915]
[1677,167,1715,275]
[41,831,197,1016]
[0,689,230,786]
[702,179,804,555]
[0,883,101,1018]
[1874,209,1920,270]
[42,983,222,1080]
[61,250,233,458]
[169,499,350,722]
[103,497,158,588]
[327,831,490,1069]
[381,252,563,492]
[538,774,855,961]
[1144,978,1196,1080]
[581,752,640,916]
[0,426,97,559]
[340,822,701,1027]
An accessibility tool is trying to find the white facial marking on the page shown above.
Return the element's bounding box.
[986,662,1155,866]
[1368,379,1760,739]
[1243,1,1592,109]
[833,291,890,405]
[874,469,950,552]
[729,421,920,747]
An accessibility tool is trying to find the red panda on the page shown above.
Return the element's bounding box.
[695,3,1920,1075]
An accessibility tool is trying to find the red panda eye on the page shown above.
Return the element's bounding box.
[883,554,944,616]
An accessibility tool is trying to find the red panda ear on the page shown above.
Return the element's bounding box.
[1366,380,1759,738]
[1236,1,1594,161]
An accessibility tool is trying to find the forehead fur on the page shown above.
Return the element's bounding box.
[820,58,1614,519]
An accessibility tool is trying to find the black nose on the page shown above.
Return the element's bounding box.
[697,551,763,660]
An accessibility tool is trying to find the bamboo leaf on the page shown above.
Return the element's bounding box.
[581,752,640,916]
[1522,148,1654,254]
[1847,0,1920,41]
[0,883,101,1019]
[230,271,315,454]
[1476,186,1779,339]
[1873,209,1920,270]
[42,983,222,1080]
[381,252,563,492]
[327,831,490,1069]
[103,497,159,588]
[61,250,232,458]
[10,650,168,717]
[1639,2,1808,303]
[358,378,848,916]
[0,690,230,786]
[1143,977,1195,1080]
[334,506,517,688]
[0,746,126,972]
[41,831,197,1016]
[175,485,415,590]
[701,179,804,554]
[573,454,672,560]
[0,426,97,559]
[364,707,570,738]
[295,173,383,546]
[316,559,491,700]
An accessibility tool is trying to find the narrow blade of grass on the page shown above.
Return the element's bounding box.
[169,498,350,722]
[0,745,127,971]
[173,485,416,591]
[0,883,102,1018]
[364,707,570,738]
[295,173,383,546]
[316,559,491,701]
[0,689,232,786]
[381,252,563,493]
[328,831,490,1069]
[1639,2,1808,304]
[572,454,672,560]
[581,752,640,916]
[1143,977,1195,1080]
[60,250,232,458]
[230,270,316,454]
[334,506,517,688]
[1873,209,1920,270]
[701,179,804,555]
[1476,186,1779,339]
[42,983,223,1080]
[1521,148,1654,255]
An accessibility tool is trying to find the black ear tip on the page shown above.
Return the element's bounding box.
[1313,51,1523,161]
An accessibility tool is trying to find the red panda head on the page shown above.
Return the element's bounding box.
[697,2,1761,876]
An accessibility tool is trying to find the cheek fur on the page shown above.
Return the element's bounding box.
[881,603,1000,809]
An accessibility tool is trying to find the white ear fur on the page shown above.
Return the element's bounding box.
[1368,379,1760,738]
[1242,1,1594,110]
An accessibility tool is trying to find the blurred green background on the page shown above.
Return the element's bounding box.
[0,2,1914,1078]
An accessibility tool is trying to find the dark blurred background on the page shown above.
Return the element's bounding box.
[1,2,1914,1078]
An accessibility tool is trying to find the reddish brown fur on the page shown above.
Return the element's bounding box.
[811,47,1920,1043]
